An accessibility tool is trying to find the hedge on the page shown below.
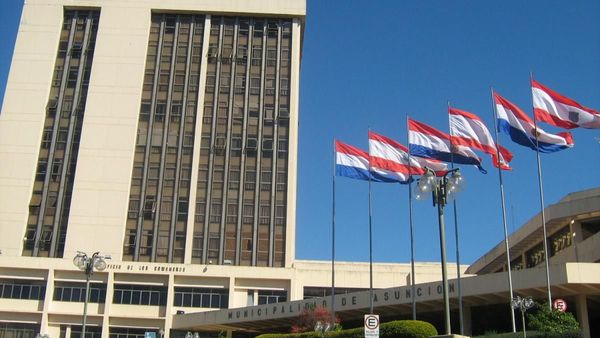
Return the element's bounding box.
[474,331,582,338]
[255,319,437,338]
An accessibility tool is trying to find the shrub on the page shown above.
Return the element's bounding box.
[379,320,438,338]
[473,331,581,338]
[255,319,437,338]
[527,302,580,336]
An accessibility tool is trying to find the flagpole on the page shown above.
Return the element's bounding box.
[406,115,417,320]
[331,139,336,323]
[530,73,553,309]
[366,128,375,315]
[367,154,374,315]
[490,87,517,332]
[447,102,464,335]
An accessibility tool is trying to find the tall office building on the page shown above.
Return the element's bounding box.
[1,0,303,268]
[0,1,309,336]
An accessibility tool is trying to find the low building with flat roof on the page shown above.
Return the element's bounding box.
[172,187,600,337]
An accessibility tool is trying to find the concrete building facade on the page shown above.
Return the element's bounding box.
[1,0,304,268]
[2,1,598,338]
[172,188,600,337]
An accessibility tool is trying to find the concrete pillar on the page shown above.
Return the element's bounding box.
[462,305,472,336]
[163,274,175,338]
[40,269,54,334]
[571,220,582,244]
[575,294,590,338]
[101,272,115,338]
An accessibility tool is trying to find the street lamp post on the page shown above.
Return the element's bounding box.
[314,321,332,338]
[415,167,464,336]
[511,296,534,338]
[73,251,110,338]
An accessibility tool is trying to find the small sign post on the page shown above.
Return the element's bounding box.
[364,314,379,338]
[553,299,567,312]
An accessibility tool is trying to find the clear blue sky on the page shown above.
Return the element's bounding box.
[1,1,599,267]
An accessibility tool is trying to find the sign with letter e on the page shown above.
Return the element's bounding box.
[364,314,379,338]
[553,299,567,312]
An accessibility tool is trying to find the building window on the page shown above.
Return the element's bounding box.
[549,226,572,256]
[112,284,167,306]
[0,279,46,300]
[581,218,600,240]
[526,243,545,268]
[257,290,287,305]
[173,287,228,308]
[109,327,153,338]
[53,282,107,303]
[245,170,256,190]
[510,257,524,271]
[192,233,203,259]
[207,233,219,259]
[302,287,367,299]
[0,323,38,338]
[69,326,102,338]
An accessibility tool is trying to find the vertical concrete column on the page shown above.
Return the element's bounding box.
[41,268,54,333]
[571,220,582,244]
[576,294,590,338]
[101,272,115,338]
[462,305,472,336]
[228,276,236,308]
[164,274,175,338]
[185,15,212,264]
[47,325,61,338]
[284,18,302,268]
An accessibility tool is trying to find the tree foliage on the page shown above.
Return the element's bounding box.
[257,319,437,338]
[527,302,580,335]
[290,305,340,333]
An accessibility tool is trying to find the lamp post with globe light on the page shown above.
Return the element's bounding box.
[415,167,464,336]
[73,251,110,338]
[314,321,332,338]
[511,296,534,338]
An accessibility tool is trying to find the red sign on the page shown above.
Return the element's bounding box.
[553,299,567,312]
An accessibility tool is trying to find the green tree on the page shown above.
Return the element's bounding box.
[527,302,580,335]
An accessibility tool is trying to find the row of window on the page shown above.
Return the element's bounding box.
[54,282,107,303]
[499,219,600,272]
[192,14,292,267]
[173,287,228,308]
[0,280,46,300]
[303,287,368,299]
[0,279,295,309]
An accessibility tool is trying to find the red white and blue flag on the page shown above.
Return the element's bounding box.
[494,92,574,153]
[336,140,402,182]
[408,118,487,173]
[532,79,600,129]
[449,107,513,170]
[335,140,374,181]
[368,131,448,183]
